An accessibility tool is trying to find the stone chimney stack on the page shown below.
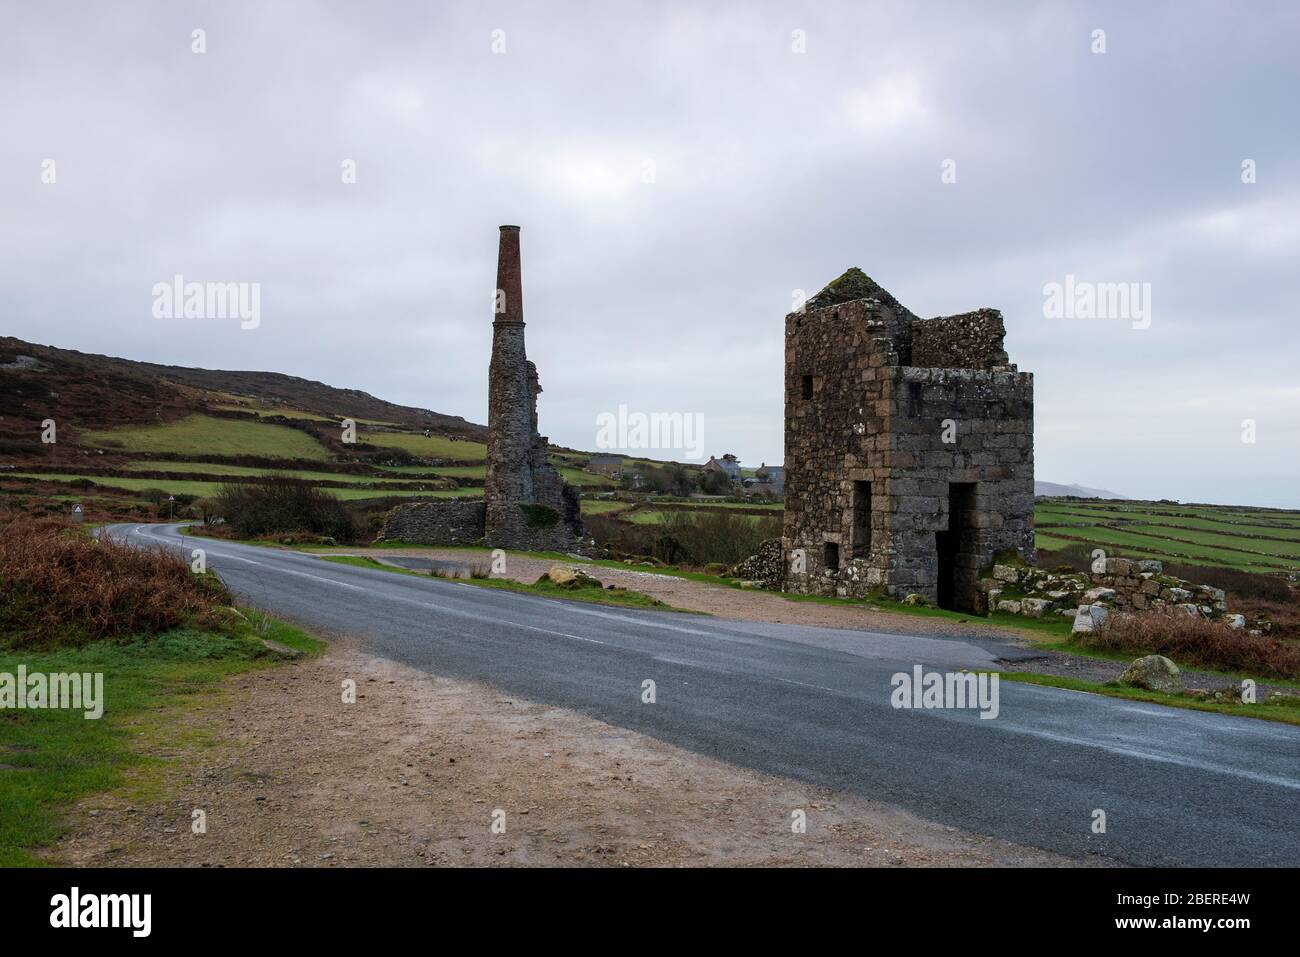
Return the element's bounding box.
[377,223,590,553]
[486,225,533,525]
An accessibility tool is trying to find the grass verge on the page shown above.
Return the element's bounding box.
[0,612,322,867]
[999,672,1300,726]
[319,555,689,612]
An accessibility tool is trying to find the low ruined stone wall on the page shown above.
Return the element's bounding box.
[1086,558,1227,614]
[910,309,1010,370]
[379,500,486,545]
[977,558,1235,630]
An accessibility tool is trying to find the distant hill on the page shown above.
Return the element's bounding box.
[1035,480,1127,500]
[0,336,484,438]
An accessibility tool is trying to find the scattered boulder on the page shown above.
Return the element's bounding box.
[1116,654,1182,694]
[1104,557,1137,576]
[1070,603,1109,636]
[545,564,578,586]
[995,599,1023,615]
[902,593,928,606]
[992,564,1020,583]
[1020,597,1053,618]
[1224,614,1246,630]
[1186,686,1245,704]
[541,565,602,589]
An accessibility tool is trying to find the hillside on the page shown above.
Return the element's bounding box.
[0,336,622,528]
[1034,481,1127,499]
[0,336,484,442]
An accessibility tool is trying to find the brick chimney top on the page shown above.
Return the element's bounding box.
[495,225,523,324]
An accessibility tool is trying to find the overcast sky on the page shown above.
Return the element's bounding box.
[2,1,1298,506]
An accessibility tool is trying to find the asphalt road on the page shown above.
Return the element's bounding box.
[107,523,1300,866]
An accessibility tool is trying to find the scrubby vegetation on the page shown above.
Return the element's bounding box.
[0,515,229,648]
[213,474,357,542]
[588,509,782,567]
[1161,562,1292,603]
[1080,610,1300,680]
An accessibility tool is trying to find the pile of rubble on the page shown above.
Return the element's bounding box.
[974,557,1244,635]
[731,539,785,589]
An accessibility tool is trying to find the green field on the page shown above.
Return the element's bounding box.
[380,464,484,477]
[214,405,402,428]
[652,499,782,510]
[80,414,331,460]
[374,462,611,488]
[120,461,445,487]
[1034,498,1300,572]
[9,473,480,502]
[359,430,487,461]
[580,500,634,516]
[622,508,777,526]
[558,467,616,488]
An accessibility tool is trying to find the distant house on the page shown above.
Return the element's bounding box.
[702,454,741,481]
[754,463,785,493]
[587,454,624,480]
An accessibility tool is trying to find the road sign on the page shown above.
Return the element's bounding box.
[71,504,84,523]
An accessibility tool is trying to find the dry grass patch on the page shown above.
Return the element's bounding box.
[0,516,228,648]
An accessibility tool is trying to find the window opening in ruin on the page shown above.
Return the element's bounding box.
[851,481,872,558]
[907,382,923,418]
[801,375,813,399]
[823,541,840,572]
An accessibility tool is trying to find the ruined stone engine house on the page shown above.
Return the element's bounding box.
[782,269,1034,611]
